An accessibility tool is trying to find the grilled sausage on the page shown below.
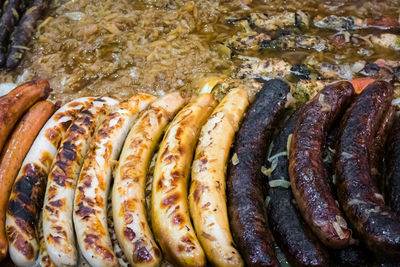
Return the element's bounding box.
[112,92,185,267]
[189,88,249,267]
[6,97,94,266]
[0,79,50,153]
[151,93,217,267]
[335,80,400,257]
[387,113,400,214]
[227,79,290,267]
[0,100,56,261]
[73,94,155,267]
[43,97,118,266]
[266,109,330,267]
[37,211,56,267]
[289,81,354,249]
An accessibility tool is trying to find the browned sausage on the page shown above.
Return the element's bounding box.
[0,80,50,152]
[0,100,56,261]
[227,79,290,267]
[335,80,400,257]
[289,81,354,249]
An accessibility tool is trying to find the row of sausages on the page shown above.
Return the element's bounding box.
[0,77,399,267]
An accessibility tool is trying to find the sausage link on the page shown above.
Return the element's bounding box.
[266,109,330,267]
[0,79,50,153]
[0,100,56,261]
[189,88,249,267]
[112,92,185,267]
[43,97,118,266]
[37,211,57,267]
[289,81,354,249]
[151,93,217,267]
[335,80,400,257]
[6,97,95,266]
[73,94,155,267]
[387,113,400,214]
[227,79,290,267]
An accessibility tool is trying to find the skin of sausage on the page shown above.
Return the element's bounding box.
[266,109,330,267]
[335,80,400,257]
[43,97,119,266]
[189,88,249,267]
[112,92,185,267]
[0,100,56,261]
[289,81,354,249]
[227,79,290,267]
[387,114,400,214]
[151,93,217,267]
[6,97,95,267]
[73,94,155,267]
[0,79,50,153]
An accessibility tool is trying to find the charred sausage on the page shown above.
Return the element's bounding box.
[335,80,400,257]
[0,79,50,153]
[151,93,217,267]
[112,92,185,267]
[0,100,56,261]
[227,79,290,267]
[266,109,330,267]
[6,97,94,266]
[289,81,354,249]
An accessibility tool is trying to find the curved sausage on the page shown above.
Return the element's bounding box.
[227,79,290,267]
[0,100,56,261]
[266,109,330,267]
[112,92,185,267]
[0,79,50,153]
[73,94,155,267]
[189,88,249,267]
[387,113,400,214]
[43,97,118,266]
[335,80,400,257]
[289,81,354,249]
[151,93,217,267]
[6,97,95,267]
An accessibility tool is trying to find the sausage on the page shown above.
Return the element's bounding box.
[289,81,354,249]
[189,88,249,267]
[335,80,400,257]
[43,97,118,266]
[73,94,155,267]
[0,100,56,261]
[6,97,95,267]
[37,211,57,267]
[151,93,217,267]
[227,79,290,267]
[112,92,185,267]
[0,79,50,153]
[387,113,400,214]
[266,109,330,267]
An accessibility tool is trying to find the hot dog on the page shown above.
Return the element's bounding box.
[189,88,249,267]
[335,80,400,257]
[112,92,185,267]
[151,93,217,267]
[0,79,50,153]
[266,109,330,267]
[289,81,354,249]
[227,79,290,267]
[73,94,155,267]
[0,100,56,261]
[6,97,94,266]
[43,97,118,266]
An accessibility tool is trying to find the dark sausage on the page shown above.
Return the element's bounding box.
[266,109,330,267]
[335,80,400,257]
[289,81,354,249]
[387,113,400,215]
[227,79,289,267]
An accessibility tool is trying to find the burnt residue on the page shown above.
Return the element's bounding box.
[266,109,330,267]
[387,115,400,215]
[336,81,400,257]
[227,79,290,267]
